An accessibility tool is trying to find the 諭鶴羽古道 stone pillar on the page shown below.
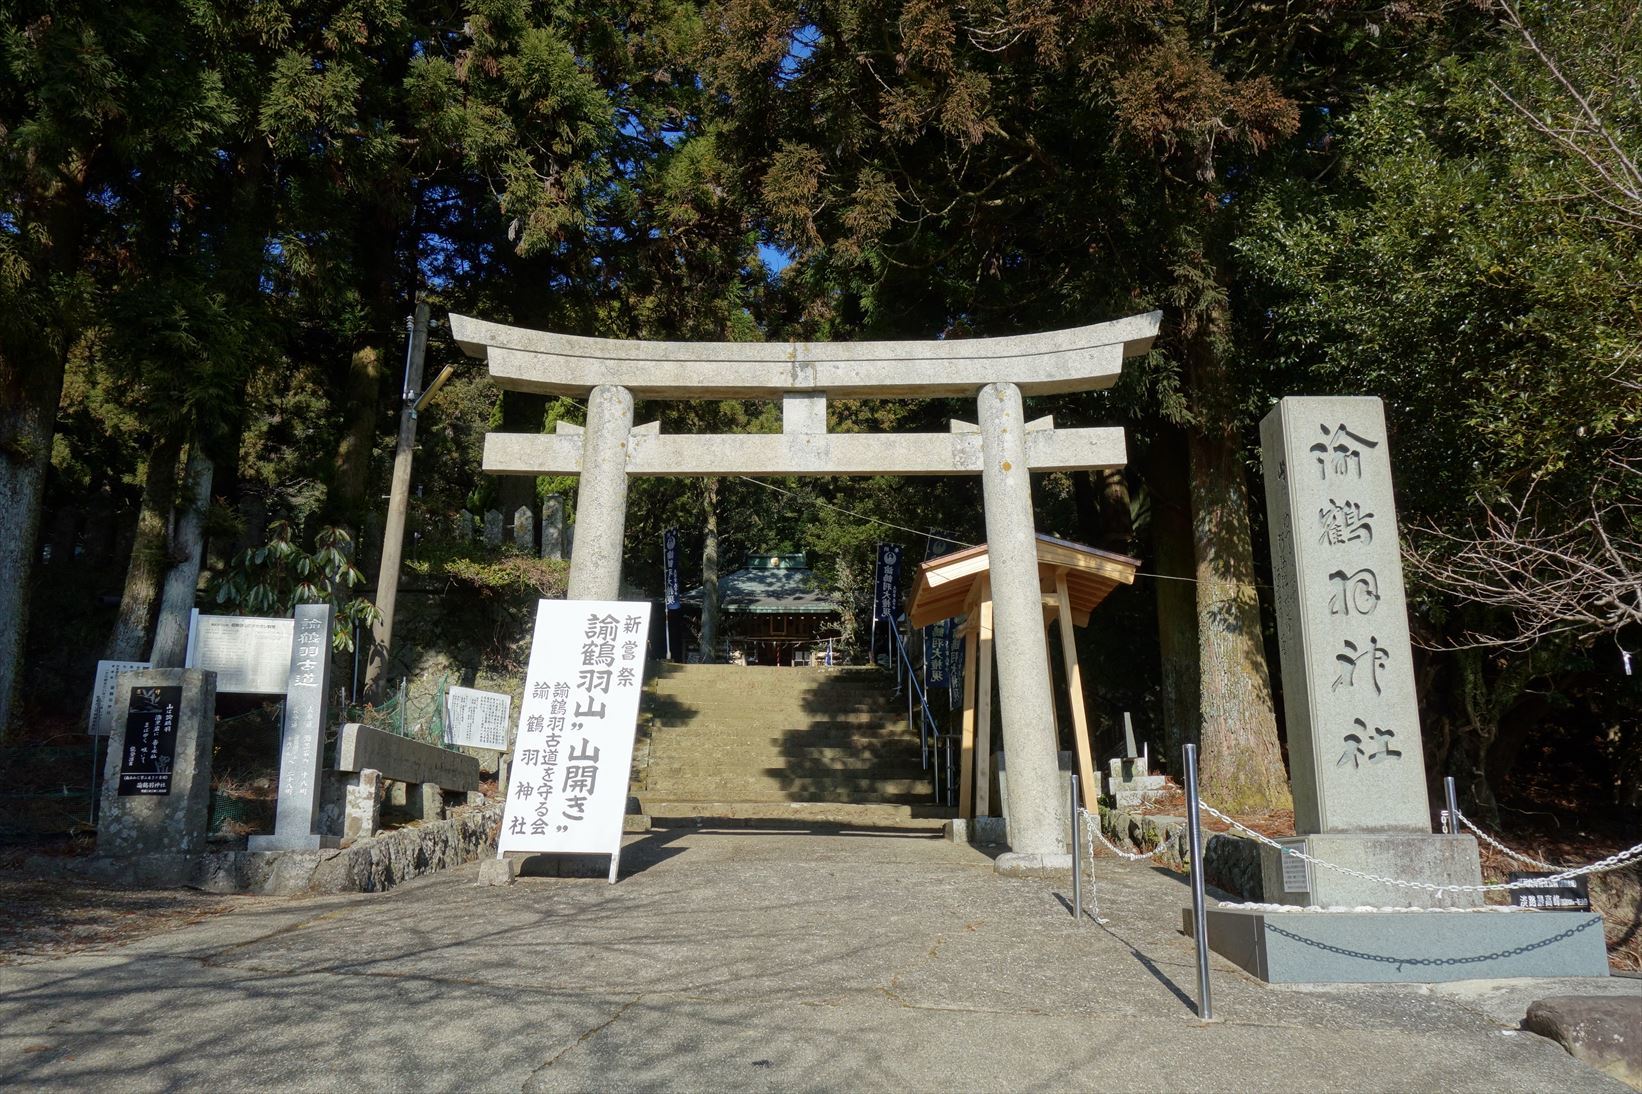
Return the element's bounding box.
[567,384,634,600]
[978,381,1066,860]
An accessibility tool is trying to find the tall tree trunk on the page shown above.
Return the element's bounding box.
[1147,425,1199,766]
[700,478,721,662]
[331,340,388,529]
[150,449,214,668]
[104,433,183,661]
[1184,307,1291,813]
[0,350,66,737]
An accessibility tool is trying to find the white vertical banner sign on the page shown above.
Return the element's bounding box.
[499,599,652,881]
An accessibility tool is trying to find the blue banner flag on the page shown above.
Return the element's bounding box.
[663,529,681,610]
[872,543,904,622]
[926,618,955,688]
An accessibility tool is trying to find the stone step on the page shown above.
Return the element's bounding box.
[648,695,899,716]
[646,741,925,764]
[633,778,939,804]
[647,724,916,744]
[639,776,934,800]
[639,799,955,829]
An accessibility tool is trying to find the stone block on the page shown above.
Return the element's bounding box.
[945,816,1008,846]
[413,781,445,822]
[335,722,481,792]
[343,769,382,841]
[1190,906,1610,983]
[98,668,216,857]
[1257,832,1484,909]
[1523,996,1642,1088]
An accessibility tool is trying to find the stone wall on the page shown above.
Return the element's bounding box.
[1096,805,1263,901]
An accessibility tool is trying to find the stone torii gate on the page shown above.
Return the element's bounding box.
[450,311,1161,864]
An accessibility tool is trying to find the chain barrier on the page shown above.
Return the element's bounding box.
[1079,807,1179,864]
[1196,801,1642,894]
[1441,808,1562,871]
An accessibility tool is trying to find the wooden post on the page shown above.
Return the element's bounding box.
[958,615,980,819]
[1055,571,1098,815]
[975,579,995,817]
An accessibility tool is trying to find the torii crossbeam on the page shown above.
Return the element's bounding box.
[450,310,1162,864]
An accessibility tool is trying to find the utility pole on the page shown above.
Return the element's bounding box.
[363,303,430,702]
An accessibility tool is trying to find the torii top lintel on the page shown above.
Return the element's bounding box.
[448,311,1162,400]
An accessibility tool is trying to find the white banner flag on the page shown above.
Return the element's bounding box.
[498,599,652,864]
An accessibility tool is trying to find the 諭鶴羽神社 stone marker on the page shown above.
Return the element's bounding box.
[98,668,217,857]
[249,602,340,851]
[1188,395,1609,984]
[1258,396,1483,907]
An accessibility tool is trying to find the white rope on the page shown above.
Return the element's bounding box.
[1442,808,1562,871]
[1197,801,1642,893]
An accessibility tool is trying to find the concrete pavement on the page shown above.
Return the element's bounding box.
[1,822,1635,1092]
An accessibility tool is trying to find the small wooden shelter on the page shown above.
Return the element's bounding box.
[908,534,1140,819]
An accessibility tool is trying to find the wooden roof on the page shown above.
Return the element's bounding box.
[907,534,1141,629]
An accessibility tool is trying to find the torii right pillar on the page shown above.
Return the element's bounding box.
[978,382,1068,866]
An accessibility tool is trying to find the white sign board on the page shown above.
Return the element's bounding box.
[184,610,296,694]
[445,686,512,751]
[87,660,150,736]
[498,599,652,876]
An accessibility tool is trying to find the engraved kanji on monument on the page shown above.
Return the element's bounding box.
[248,602,340,850]
[1261,397,1429,833]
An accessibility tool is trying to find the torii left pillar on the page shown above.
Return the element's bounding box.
[567,384,634,600]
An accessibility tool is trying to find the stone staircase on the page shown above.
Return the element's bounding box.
[635,663,952,828]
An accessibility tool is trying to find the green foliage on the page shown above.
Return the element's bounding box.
[209,521,381,651]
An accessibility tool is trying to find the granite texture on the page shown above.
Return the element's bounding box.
[97,669,216,857]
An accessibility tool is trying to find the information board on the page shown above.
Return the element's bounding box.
[498,600,652,866]
[117,685,181,796]
[1278,838,1312,894]
[445,686,512,751]
[1508,872,1592,911]
[184,611,296,694]
[88,660,150,736]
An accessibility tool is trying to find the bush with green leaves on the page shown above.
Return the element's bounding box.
[209,521,380,651]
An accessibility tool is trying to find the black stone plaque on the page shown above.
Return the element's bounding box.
[117,685,182,796]
[1508,872,1592,912]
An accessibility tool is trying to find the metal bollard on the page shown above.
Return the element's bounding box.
[1444,776,1459,835]
[1184,743,1213,1021]
[1071,773,1082,922]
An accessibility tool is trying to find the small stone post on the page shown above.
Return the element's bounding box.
[512,505,534,551]
[541,495,565,560]
[567,384,634,600]
[482,510,503,546]
[977,382,1066,862]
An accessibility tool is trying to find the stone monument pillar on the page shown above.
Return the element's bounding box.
[512,505,534,550]
[978,382,1066,863]
[249,602,341,851]
[541,494,565,560]
[567,384,634,600]
[1260,397,1481,906]
[97,668,217,857]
